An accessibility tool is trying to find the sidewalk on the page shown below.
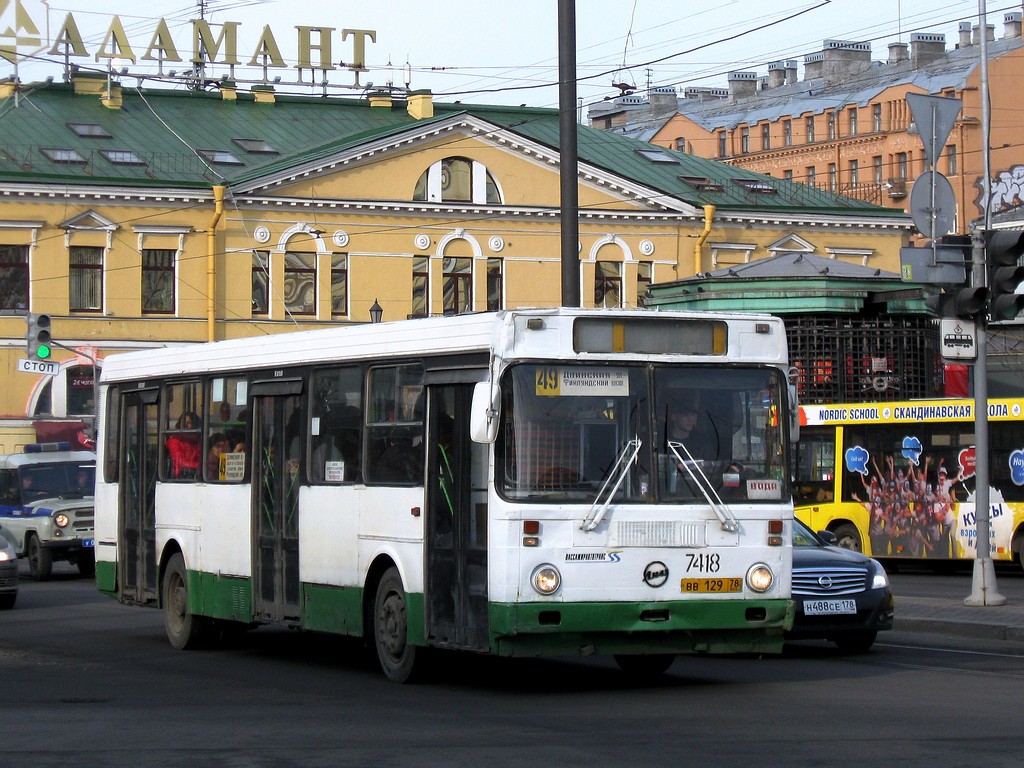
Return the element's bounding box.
[896,594,1024,642]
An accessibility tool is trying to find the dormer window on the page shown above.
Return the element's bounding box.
[413,157,502,204]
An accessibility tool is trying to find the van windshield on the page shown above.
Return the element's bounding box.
[18,462,95,502]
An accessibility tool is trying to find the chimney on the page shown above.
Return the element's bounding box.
[888,42,909,65]
[803,51,824,80]
[727,71,758,101]
[219,79,237,101]
[972,24,995,44]
[1004,11,1022,38]
[649,85,678,117]
[767,61,786,88]
[407,89,434,119]
[785,60,798,85]
[368,90,393,108]
[958,21,973,48]
[251,84,276,104]
[910,33,946,68]
[822,39,872,84]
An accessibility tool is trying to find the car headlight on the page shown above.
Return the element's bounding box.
[54,513,70,528]
[870,560,889,590]
[531,564,561,595]
[746,563,774,593]
[0,549,12,563]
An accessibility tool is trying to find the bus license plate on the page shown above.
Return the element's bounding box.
[681,578,742,593]
[802,599,856,616]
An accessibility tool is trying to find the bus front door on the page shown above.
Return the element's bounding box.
[251,391,302,622]
[426,383,489,651]
[120,389,159,605]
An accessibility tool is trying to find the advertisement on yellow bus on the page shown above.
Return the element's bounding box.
[793,398,1024,570]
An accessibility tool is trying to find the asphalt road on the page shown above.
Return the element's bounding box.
[4,561,1024,768]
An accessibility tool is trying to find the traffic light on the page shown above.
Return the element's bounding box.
[924,235,988,319]
[985,230,1024,321]
[25,313,52,360]
[925,286,988,319]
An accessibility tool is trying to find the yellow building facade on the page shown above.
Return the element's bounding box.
[0,74,910,449]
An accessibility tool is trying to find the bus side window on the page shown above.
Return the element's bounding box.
[162,381,204,481]
[364,364,423,484]
[310,367,362,483]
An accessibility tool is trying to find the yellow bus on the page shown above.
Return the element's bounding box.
[793,398,1024,570]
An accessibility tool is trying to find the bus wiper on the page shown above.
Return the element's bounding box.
[667,441,739,533]
[580,438,642,532]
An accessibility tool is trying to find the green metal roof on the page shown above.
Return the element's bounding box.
[0,79,907,218]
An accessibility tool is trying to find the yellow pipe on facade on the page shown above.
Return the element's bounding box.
[694,204,716,275]
[207,185,226,343]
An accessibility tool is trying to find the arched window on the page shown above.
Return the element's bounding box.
[413,157,502,204]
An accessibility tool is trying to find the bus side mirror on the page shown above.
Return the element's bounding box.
[469,381,500,444]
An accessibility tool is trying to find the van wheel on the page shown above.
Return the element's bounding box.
[162,553,211,650]
[832,523,862,553]
[27,535,53,581]
[373,567,420,683]
[77,554,95,577]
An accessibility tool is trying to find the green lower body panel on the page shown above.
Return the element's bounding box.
[193,571,252,622]
[95,560,117,595]
[487,599,794,657]
[302,582,364,636]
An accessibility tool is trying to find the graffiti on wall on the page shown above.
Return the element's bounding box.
[976,164,1024,214]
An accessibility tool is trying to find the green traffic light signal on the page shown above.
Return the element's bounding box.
[25,313,53,360]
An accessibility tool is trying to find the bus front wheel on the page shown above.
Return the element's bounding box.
[832,523,862,553]
[162,553,211,650]
[373,567,419,683]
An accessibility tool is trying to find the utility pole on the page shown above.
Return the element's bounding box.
[965,0,1005,606]
[558,0,580,308]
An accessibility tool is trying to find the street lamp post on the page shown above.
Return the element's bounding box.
[369,299,383,324]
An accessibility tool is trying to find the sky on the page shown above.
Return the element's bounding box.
[0,0,1015,109]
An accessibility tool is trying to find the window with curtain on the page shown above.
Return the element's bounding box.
[442,257,472,315]
[70,245,103,312]
[252,251,269,315]
[411,257,429,318]
[331,253,348,317]
[486,258,503,311]
[0,245,28,310]
[142,249,175,314]
[595,261,621,308]
[284,251,315,316]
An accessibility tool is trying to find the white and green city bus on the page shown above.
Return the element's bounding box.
[95,308,796,682]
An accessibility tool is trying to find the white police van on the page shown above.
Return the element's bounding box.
[0,443,95,581]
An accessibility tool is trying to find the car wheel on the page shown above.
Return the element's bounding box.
[832,523,862,553]
[162,552,212,650]
[0,592,15,610]
[27,535,53,582]
[373,567,420,683]
[834,630,877,653]
[614,654,676,676]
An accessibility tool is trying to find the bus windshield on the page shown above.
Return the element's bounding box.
[500,363,788,504]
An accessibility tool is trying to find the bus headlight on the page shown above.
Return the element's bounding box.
[531,564,561,595]
[54,513,69,528]
[746,563,774,593]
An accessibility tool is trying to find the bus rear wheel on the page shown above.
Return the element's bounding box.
[832,523,862,553]
[162,553,211,650]
[373,567,420,683]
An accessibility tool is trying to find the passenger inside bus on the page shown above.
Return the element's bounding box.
[165,412,201,479]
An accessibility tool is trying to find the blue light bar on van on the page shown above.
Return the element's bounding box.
[24,442,72,453]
